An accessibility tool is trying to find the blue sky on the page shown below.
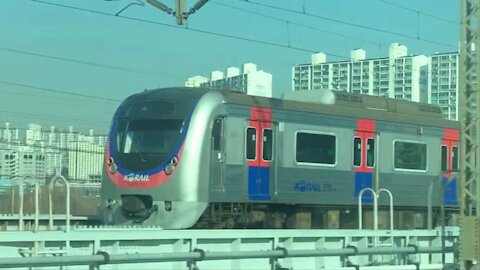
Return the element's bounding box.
[0,0,459,134]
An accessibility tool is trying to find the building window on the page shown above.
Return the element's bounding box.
[246,127,256,160]
[394,141,427,171]
[296,132,336,165]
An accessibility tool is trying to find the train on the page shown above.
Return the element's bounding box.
[101,87,460,229]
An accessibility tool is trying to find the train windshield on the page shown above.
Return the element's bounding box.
[114,119,184,170]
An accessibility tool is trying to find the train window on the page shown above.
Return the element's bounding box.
[394,141,427,171]
[353,137,361,166]
[452,146,459,171]
[246,127,256,160]
[212,118,222,151]
[262,129,273,161]
[441,145,447,171]
[296,132,336,165]
[367,138,375,167]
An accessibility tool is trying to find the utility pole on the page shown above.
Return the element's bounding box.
[175,0,187,25]
[146,0,209,25]
[460,0,480,269]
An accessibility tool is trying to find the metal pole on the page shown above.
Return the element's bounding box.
[358,188,377,230]
[49,175,70,231]
[34,181,39,232]
[378,188,394,231]
[375,133,380,191]
[18,178,23,231]
[427,175,439,230]
[460,0,480,268]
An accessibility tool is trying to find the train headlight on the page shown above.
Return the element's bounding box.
[106,199,117,208]
[171,156,178,166]
[108,157,117,174]
[165,163,175,175]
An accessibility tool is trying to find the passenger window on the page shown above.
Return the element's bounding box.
[452,146,459,172]
[296,132,336,165]
[441,145,447,171]
[212,118,222,151]
[394,141,427,170]
[353,137,361,166]
[246,127,256,160]
[367,138,375,167]
[262,129,273,161]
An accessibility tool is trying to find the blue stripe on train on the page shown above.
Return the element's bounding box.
[248,166,271,200]
[354,172,373,203]
[442,176,458,206]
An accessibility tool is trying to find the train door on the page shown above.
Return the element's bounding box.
[210,117,225,189]
[354,119,376,202]
[441,129,459,206]
[247,107,272,201]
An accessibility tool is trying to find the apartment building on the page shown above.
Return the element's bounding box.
[293,43,429,103]
[186,63,273,98]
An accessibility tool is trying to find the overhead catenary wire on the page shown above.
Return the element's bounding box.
[0,46,187,79]
[376,0,459,25]
[0,110,109,125]
[210,1,383,48]
[0,142,106,155]
[0,80,122,103]
[239,0,457,50]
[28,0,349,59]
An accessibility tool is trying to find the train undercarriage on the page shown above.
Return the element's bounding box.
[192,202,460,230]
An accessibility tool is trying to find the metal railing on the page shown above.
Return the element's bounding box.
[12,176,40,231]
[48,175,71,232]
[427,172,458,230]
[358,187,394,231]
[0,244,456,269]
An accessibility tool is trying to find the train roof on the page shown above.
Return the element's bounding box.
[218,89,458,129]
[126,88,458,129]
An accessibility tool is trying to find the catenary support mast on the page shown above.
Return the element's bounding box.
[460,0,480,269]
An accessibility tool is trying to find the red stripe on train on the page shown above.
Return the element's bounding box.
[248,107,272,168]
[355,119,376,173]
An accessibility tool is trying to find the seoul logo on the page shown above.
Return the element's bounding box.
[124,173,150,182]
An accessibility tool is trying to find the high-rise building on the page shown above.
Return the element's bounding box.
[0,122,108,184]
[428,52,459,120]
[186,63,273,98]
[185,76,209,87]
[0,149,46,185]
[0,122,20,149]
[293,43,429,103]
[67,134,104,183]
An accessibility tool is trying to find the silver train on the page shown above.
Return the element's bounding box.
[101,87,460,229]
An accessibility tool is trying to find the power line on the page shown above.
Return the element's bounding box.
[239,0,457,50]
[0,80,122,103]
[376,0,459,25]
[0,110,109,125]
[0,46,186,79]
[28,0,349,59]
[0,143,105,155]
[210,1,383,48]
